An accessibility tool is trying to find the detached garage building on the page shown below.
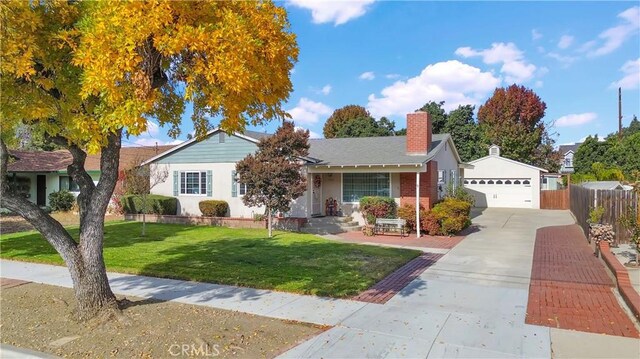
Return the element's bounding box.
[463,145,548,209]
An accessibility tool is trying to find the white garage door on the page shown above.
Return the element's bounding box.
[463,178,533,208]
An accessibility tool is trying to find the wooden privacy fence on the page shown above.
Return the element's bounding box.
[540,189,570,209]
[570,184,638,245]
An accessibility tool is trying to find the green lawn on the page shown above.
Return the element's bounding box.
[0,221,420,297]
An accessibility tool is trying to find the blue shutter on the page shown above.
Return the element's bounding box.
[206,170,212,197]
[173,171,179,196]
[231,170,238,197]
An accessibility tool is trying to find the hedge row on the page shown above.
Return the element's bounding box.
[120,194,177,215]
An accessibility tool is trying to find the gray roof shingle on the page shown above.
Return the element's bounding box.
[307,134,449,166]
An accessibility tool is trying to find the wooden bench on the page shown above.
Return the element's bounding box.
[375,218,407,237]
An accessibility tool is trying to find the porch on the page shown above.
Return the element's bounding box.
[305,163,441,237]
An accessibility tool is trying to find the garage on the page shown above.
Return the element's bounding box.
[463,146,547,209]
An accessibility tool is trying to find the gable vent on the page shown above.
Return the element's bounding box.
[489,145,500,156]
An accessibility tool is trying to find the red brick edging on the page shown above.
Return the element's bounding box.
[599,241,640,322]
[352,252,443,304]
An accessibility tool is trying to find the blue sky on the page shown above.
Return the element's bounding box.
[129,1,640,148]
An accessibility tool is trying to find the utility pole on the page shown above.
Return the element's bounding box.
[618,87,622,139]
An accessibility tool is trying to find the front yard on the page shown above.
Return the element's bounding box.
[0,221,420,297]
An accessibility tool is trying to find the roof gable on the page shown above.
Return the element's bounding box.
[469,155,548,173]
[147,130,261,165]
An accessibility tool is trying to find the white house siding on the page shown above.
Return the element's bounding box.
[151,162,264,217]
[463,156,542,209]
[433,141,461,198]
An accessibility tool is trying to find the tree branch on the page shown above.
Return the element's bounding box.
[0,139,78,257]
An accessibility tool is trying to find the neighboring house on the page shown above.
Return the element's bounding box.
[580,181,631,191]
[6,146,174,207]
[558,143,581,173]
[541,173,564,191]
[463,145,548,209]
[143,112,470,225]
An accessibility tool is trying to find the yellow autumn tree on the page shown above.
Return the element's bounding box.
[0,0,297,320]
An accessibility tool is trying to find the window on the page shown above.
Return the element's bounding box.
[342,173,389,203]
[438,170,445,184]
[514,180,521,185]
[239,182,250,196]
[180,171,207,195]
[59,176,80,192]
[505,180,512,184]
[488,180,495,184]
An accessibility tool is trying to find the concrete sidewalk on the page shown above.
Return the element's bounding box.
[282,209,640,358]
[0,260,368,326]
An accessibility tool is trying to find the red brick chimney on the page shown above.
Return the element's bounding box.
[406,111,431,155]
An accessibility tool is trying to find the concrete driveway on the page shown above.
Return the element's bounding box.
[281,208,640,358]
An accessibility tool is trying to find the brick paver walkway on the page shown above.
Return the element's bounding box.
[352,252,443,304]
[526,225,639,338]
[0,277,30,289]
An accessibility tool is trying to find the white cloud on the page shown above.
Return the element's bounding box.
[586,6,640,57]
[610,58,640,90]
[320,84,332,95]
[366,60,500,117]
[455,42,537,83]
[532,29,543,40]
[144,120,160,137]
[547,52,578,67]
[557,35,574,49]
[295,126,321,139]
[288,0,375,26]
[130,138,183,147]
[555,112,598,127]
[535,80,543,88]
[359,71,375,80]
[287,98,332,125]
[385,73,401,79]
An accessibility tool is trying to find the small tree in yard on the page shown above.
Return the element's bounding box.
[236,122,309,238]
[0,1,297,320]
[123,162,169,236]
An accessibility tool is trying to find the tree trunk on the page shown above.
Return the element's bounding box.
[0,133,122,321]
[267,206,272,238]
[66,248,118,320]
[142,192,147,236]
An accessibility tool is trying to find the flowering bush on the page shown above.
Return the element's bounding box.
[359,196,396,225]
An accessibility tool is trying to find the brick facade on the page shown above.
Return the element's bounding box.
[406,111,432,154]
[399,161,439,209]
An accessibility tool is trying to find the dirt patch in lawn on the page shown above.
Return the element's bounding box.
[0,213,123,235]
[0,282,323,358]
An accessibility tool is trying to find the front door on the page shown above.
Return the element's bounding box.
[36,175,46,206]
[311,174,322,216]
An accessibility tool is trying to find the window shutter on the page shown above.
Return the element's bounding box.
[207,170,213,197]
[173,171,179,196]
[231,170,238,197]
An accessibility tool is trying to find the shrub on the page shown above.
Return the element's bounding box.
[199,200,229,217]
[444,182,475,206]
[397,204,427,232]
[121,194,177,215]
[49,190,76,212]
[421,198,472,236]
[359,196,397,225]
